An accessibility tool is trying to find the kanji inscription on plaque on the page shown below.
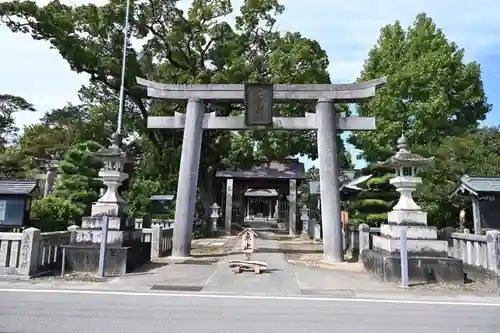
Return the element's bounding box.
[244,83,273,126]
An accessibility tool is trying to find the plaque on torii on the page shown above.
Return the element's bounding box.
[244,83,273,126]
[229,228,268,274]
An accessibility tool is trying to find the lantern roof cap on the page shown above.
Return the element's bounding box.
[95,132,129,160]
[379,134,434,168]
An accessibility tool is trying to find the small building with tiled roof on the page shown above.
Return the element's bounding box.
[0,180,39,229]
[215,158,306,234]
[452,175,500,233]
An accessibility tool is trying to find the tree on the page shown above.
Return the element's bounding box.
[30,196,83,231]
[349,13,490,163]
[416,127,500,227]
[52,140,103,217]
[0,146,28,180]
[0,94,35,147]
[349,164,398,227]
[0,0,350,217]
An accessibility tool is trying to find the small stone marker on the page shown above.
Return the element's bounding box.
[230,228,267,274]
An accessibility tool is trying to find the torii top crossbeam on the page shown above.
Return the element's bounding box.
[136,77,387,103]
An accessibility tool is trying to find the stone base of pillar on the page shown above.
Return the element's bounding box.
[363,222,464,284]
[65,215,146,276]
[362,249,464,285]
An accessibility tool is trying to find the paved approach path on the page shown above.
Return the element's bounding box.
[2,289,499,333]
[202,230,302,295]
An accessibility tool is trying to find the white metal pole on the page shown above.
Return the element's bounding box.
[116,0,131,135]
[400,228,409,288]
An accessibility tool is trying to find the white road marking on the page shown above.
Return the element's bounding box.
[0,287,499,307]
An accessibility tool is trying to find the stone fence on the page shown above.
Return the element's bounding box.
[0,228,71,278]
[150,226,173,259]
[345,224,500,286]
[140,226,174,259]
[135,218,174,229]
[0,225,174,278]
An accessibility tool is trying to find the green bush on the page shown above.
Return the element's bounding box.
[30,196,83,232]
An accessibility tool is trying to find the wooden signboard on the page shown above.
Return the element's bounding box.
[239,228,258,253]
[244,83,273,126]
[232,228,267,274]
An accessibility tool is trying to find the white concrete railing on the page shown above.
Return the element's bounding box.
[0,228,71,277]
[38,231,71,273]
[139,226,174,260]
[135,218,174,229]
[449,231,494,271]
[0,232,23,275]
[150,226,173,259]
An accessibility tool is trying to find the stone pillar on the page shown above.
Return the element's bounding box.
[316,99,343,263]
[224,178,233,236]
[472,197,481,234]
[246,198,250,219]
[268,200,272,219]
[358,223,370,263]
[18,227,41,276]
[274,200,279,219]
[44,166,58,196]
[486,230,500,287]
[171,98,205,258]
[151,225,162,260]
[288,179,297,236]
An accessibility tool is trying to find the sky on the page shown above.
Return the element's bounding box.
[1,0,499,170]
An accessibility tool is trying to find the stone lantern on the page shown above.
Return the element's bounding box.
[210,202,220,234]
[362,134,464,284]
[300,205,310,240]
[381,134,434,224]
[91,133,129,218]
[44,154,60,196]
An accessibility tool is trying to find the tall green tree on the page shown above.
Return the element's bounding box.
[52,140,103,216]
[349,13,490,163]
[0,0,349,216]
[416,127,500,227]
[0,94,35,147]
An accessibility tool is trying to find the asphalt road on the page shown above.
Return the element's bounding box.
[1,290,500,333]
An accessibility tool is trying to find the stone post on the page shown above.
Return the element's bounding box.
[18,228,41,277]
[358,223,370,263]
[225,178,233,235]
[486,230,500,287]
[67,225,80,244]
[316,99,343,263]
[471,197,481,234]
[288,179,297,236]
[151,226,162,260]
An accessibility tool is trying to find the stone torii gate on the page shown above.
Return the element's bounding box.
[137,77,386,263]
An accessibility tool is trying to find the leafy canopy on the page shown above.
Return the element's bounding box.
[350,13,490,163]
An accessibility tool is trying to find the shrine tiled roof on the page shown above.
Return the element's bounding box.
[452,175,500,196]
[0,180,38,195]
[215,159,306,179]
